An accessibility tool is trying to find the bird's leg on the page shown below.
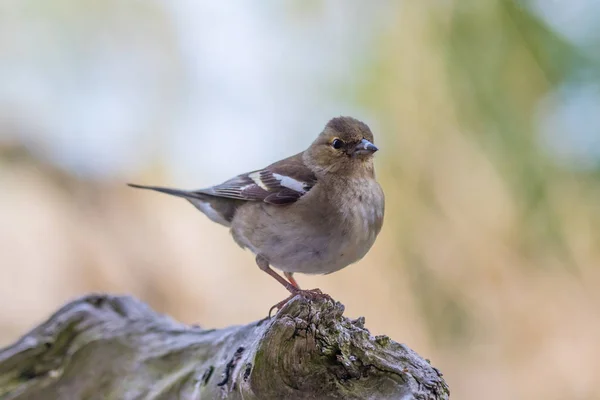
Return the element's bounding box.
[256,255,333,316]
[283,272,300,289]
[256,255,298,293]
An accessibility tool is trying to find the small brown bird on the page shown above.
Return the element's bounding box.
[129,116,384,311]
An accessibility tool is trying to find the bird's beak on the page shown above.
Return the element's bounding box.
[353,139,378,156]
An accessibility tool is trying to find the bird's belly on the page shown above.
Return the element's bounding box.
[266,231,374,275]
[259,212,378,275]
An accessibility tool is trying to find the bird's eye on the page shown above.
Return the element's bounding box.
[331,138,344,149]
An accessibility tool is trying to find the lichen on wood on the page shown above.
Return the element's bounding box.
[0,294,449,399]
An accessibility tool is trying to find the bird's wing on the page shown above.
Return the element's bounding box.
[200,152,317,205]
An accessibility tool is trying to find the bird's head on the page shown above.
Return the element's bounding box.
[304,116,378,177]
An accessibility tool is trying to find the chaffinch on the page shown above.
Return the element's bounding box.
[129,116,384,311]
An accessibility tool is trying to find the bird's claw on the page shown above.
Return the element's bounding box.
[268,288,333,317]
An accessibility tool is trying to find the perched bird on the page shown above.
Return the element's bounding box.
[128,116,384,311]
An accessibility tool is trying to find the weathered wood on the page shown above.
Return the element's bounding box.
[0,294,449,399]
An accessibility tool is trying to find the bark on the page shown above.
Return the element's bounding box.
[0,294,449,399]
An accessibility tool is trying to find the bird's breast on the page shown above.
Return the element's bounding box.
[336,179,384,259]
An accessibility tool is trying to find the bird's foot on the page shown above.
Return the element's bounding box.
[268,288,333,317]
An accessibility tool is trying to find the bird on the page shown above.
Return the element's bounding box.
[128,116,385,312]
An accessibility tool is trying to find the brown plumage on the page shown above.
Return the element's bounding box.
[128,116,385,311]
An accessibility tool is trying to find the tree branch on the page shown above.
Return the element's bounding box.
[0,294,449,399]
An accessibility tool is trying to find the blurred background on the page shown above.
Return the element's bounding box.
[1,0,599,399]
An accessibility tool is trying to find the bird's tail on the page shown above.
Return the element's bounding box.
[127,183,203,200]
[127,183,239,227]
